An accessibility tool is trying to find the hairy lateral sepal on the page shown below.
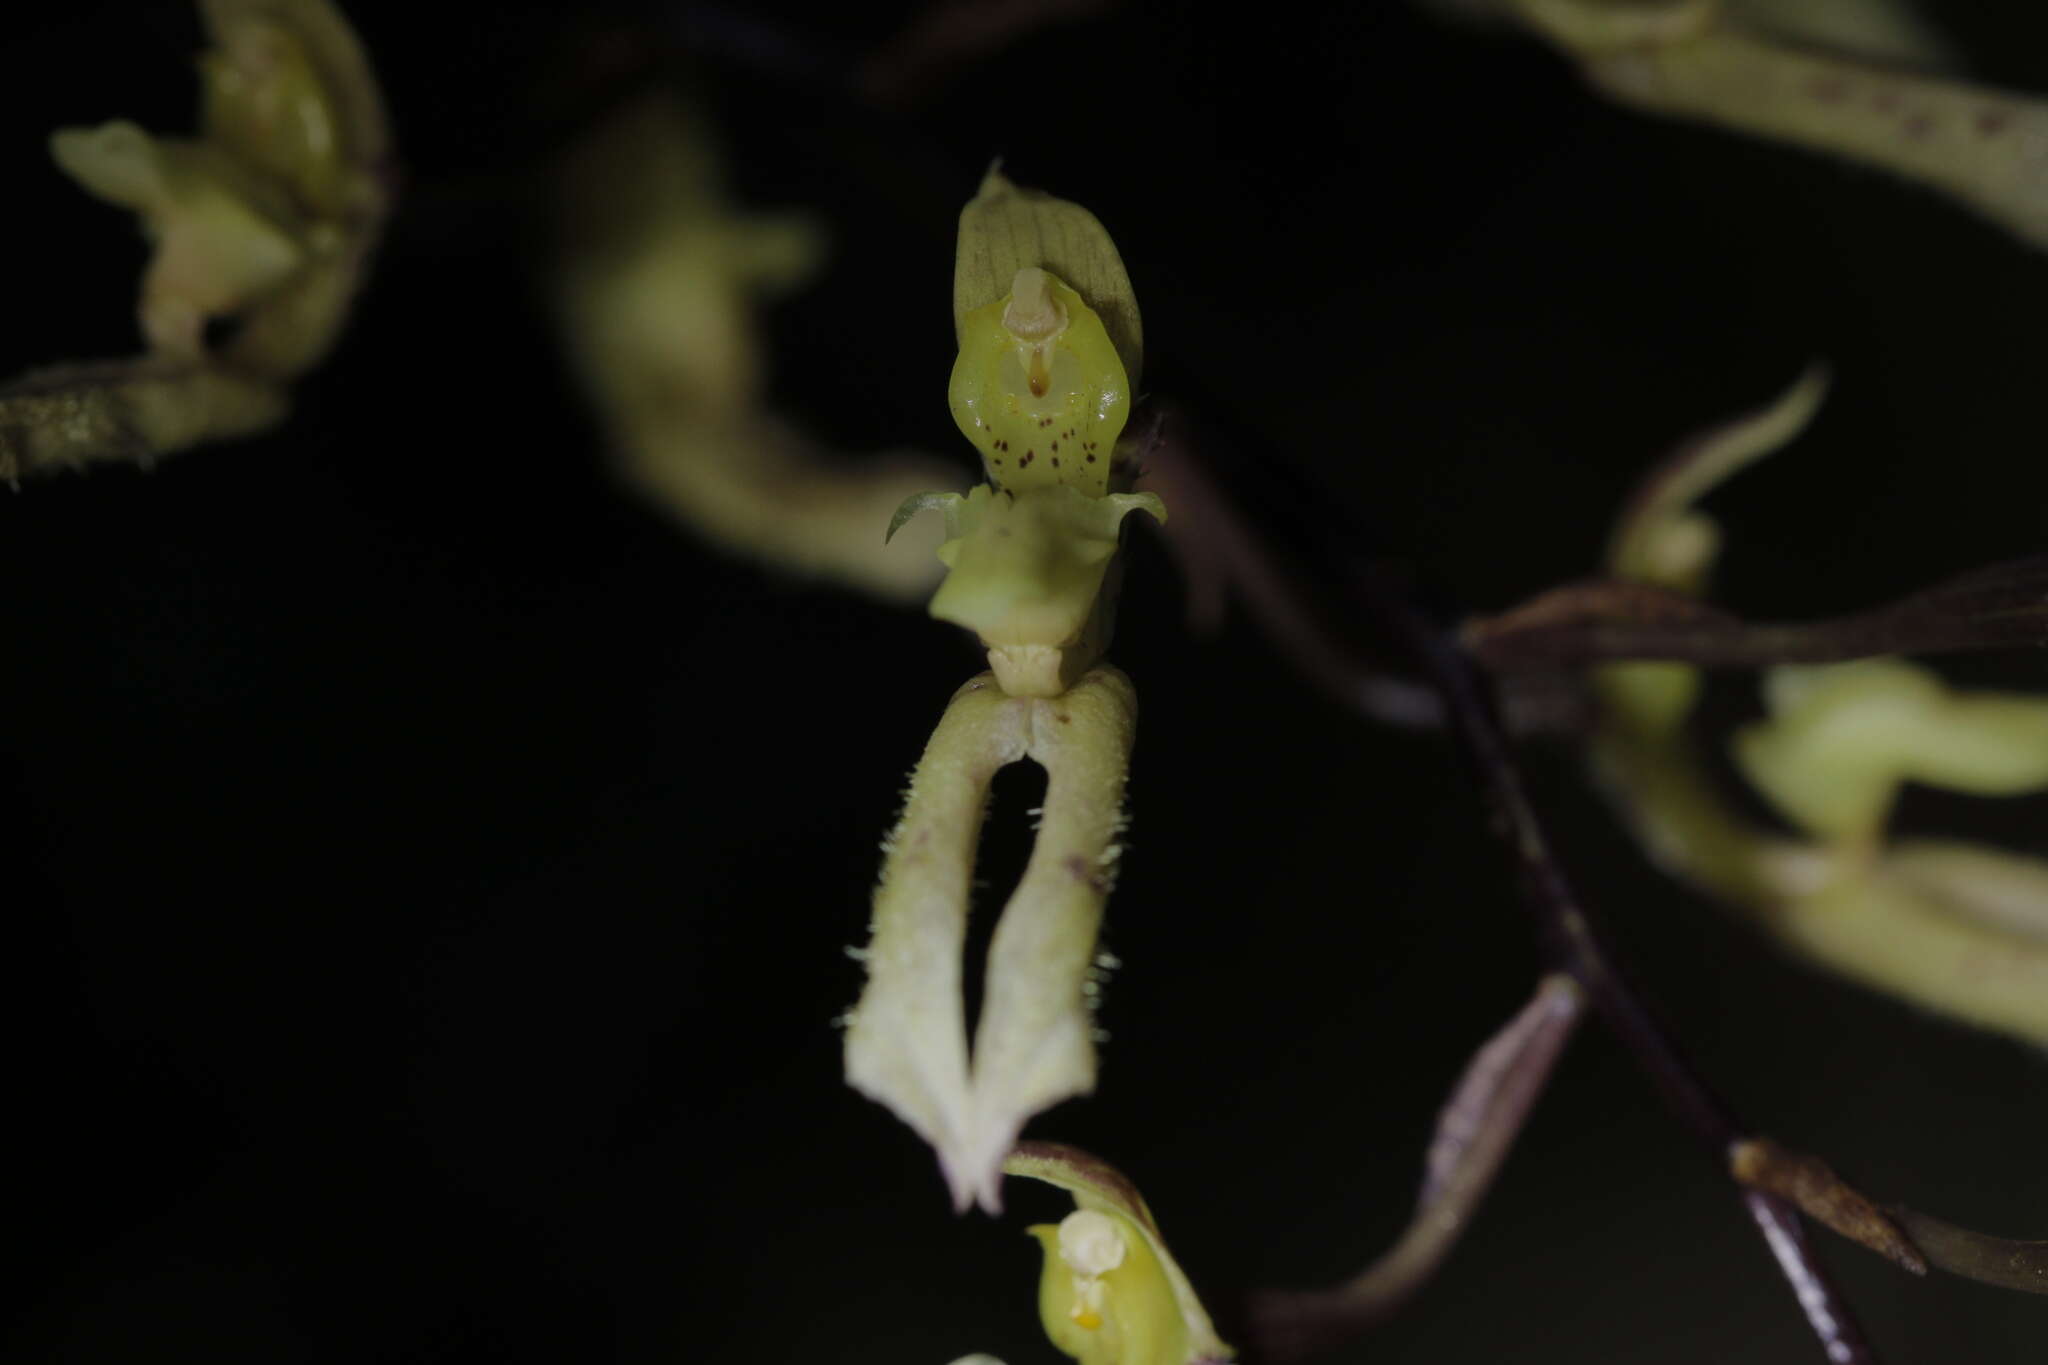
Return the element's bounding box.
[845,667,1138,1213]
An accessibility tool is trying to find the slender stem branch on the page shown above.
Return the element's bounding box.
[1131,408,1586,737]
[1464,555,2048,672]
[1746,1192,1879,1365]
[1362,555,1878,1364]
[1891,1210,2048,1296]
[1145,409,1881,1363]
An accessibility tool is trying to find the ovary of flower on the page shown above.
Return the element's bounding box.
[843,666,1136,1214]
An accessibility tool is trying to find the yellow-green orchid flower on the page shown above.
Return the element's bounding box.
[1593,368,2048,1043]
[1008,1143,1234,1365]
[848,175,1167,1207]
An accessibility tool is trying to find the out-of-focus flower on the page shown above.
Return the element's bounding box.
[1592,369,2048,1043]
[1459,0,2048,255]
[53,0,389,375]
[555,93,959,602]
[3,0,390,481]
[1735,659,2048,845]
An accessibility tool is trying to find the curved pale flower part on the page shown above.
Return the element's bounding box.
[1721,0,1957,70]
[1734,659,2048,843]
[199,0,391,220]
[1594,366,1836,888]
[51,124,306,359]
[1494,0,2048,255]
[557,94,956,603]
[1509,0,1716,50]
[194,0,392,380]
[904,485,1164,697]
[1591,373,2048,1045]
[1600,688,2048,1045]
[1775,850,2048,1042]
[846,669,1137,1213]
[1006,1143,1233,1365]
[846,675,1026,1210]
[967,670,1136,1191]
[1885,840,2048,944]
[1606,362,1829,592]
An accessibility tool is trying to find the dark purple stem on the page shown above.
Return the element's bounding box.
[1371,561,1876,1365]
[1748,1192,1878,1365]
[1144,409,1879,1363]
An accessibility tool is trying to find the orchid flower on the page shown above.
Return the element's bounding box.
[845,172,1165,1209]
[1593,368,2048,1042]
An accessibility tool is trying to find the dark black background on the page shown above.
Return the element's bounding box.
[4,2,2047,1361]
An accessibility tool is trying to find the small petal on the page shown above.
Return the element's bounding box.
[1734,659,2048,843]
[1607,363,1829,591]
